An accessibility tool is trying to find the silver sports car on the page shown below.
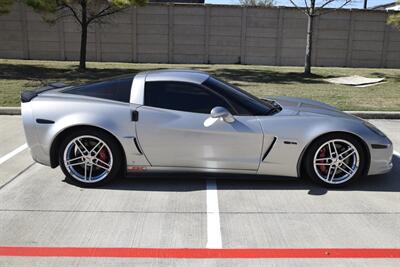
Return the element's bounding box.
[21,69,393,187]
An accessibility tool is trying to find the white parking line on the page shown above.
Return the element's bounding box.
[394,151,400,157]
[206,179,222,249]
[0,143,28,165]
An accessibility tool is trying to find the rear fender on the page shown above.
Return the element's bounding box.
[30,96,149,168]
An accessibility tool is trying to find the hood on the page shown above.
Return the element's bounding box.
[264,96,360,120]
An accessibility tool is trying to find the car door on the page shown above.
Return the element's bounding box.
[135,81,264,171]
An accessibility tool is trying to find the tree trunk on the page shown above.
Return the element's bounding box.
[304,14,314,75]
[79,1,88,70]
[79,24,88,70]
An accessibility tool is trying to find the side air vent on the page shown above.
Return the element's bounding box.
[262,137,277,161]
[133,137,143,154]
[371,144,389,149]
[36,119,55,124]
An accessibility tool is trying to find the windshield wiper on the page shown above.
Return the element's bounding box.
[266,106,281,115]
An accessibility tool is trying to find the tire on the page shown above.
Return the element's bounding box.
[303,133,367,187]
[58,128,123,187]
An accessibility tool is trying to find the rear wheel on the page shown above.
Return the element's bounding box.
[304,133,366,187]
[59,129,122,187]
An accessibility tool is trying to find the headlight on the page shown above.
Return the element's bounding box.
[364,121,386,137]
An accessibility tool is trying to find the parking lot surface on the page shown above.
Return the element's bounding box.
[0,116,399,266]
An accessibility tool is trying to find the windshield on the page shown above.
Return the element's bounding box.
[202,76,274,116]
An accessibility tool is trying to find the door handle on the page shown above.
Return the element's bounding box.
[132,110,139,121]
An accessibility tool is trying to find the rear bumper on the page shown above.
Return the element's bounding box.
[21,102,51,166]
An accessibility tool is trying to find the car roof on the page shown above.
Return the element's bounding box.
[139,69,210,84]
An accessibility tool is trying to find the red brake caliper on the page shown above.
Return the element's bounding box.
[318,147,327,173]
[98,148,108,163]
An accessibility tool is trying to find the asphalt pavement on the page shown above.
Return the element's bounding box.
[0,116,399,266]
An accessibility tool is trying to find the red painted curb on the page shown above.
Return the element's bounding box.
[0,247,399,258]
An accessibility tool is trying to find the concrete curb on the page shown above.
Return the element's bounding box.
[345,111,400,119]
[1,107,400,119]
[0,107,21,115]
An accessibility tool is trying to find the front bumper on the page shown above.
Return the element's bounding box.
[368,137,394,176]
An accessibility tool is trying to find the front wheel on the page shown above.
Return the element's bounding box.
[59,129,122,187]
[304,134,367,187]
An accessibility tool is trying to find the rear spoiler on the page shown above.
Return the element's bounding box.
[21,82,66,103]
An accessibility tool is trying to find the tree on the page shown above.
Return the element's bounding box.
[289,0,353,75]
[239,0,274,7]
[387,1,400,30]
[25,0,147,70]
[0,0,14,15]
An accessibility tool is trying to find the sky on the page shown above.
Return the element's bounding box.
[205,0,395,9]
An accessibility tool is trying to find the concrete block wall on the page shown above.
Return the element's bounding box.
[0,3,399,68]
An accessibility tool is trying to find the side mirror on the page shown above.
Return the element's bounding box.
[210,106,235,123]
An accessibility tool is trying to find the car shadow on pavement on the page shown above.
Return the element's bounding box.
[219,154,400,196]
[63,155,399,196]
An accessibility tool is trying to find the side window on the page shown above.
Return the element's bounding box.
[64,77,133,103]
[144,81,234,114]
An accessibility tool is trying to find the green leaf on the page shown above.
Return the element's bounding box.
[0,0,14,15]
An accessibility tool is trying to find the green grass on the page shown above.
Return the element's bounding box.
[1,59,399,111]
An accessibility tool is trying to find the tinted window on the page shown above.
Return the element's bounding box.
[144,81,233,114]
[64,77,133,103]
[202,77,272,116]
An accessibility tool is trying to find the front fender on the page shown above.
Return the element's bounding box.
[257,115,378,177]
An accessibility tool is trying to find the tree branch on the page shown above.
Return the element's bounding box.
[316,0,352,16]
[87,6,128,24]
[88,4,112,21]
[62,3,82,25]
[319,0,337,9]
[304,0,310,15]
[289,0,310,16]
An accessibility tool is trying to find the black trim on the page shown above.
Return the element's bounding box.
[133,137,143,154]
[132,110,139,121]
[262,137,277,161]
[283,140,298,145]
[21,83,66,103]
[36,119,55,124]
[371,144,389,149]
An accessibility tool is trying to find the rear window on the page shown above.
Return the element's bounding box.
[63,77,133,103]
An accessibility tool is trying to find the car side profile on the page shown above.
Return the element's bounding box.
[21,69,393,187]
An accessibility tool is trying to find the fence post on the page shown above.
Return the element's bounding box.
[275,8,283,66]
[57,17,65,60]
[168,4,174,64]
[240,7,247,64]
[131,7,138,63]
[95,24,102,61]
[345,10,354,67]
[18,1,29,59]
[312,16,319,66]
[380,12,390,68]
[204,5,210,64]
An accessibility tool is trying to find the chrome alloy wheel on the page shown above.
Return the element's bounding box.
[63,135,113,183]
[313,139,360,184]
